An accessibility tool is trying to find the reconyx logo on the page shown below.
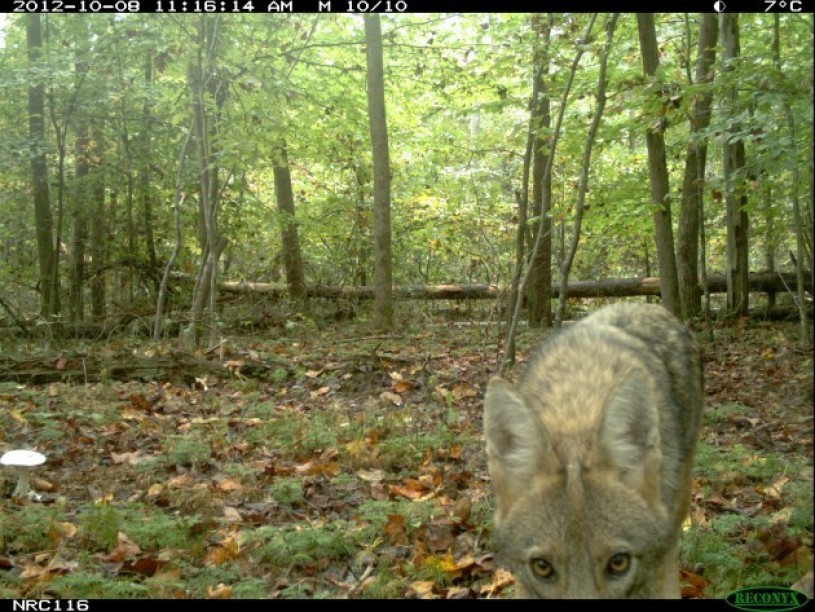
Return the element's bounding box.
[726,586,809,612]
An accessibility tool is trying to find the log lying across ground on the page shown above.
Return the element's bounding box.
[0,350,292,385]
[1,272,808,341]
[171,271,809,300]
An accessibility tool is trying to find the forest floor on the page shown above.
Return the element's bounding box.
[0,308,812,599]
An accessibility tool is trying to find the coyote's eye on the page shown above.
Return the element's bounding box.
[530,558,554,579]
[606,552,630,576]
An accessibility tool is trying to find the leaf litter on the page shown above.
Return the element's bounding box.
[0,317,811,598]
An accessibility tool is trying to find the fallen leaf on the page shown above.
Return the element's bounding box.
[310,385,331,398]
[480,568,514,597]
[453,496,472,524]
[408,580,437,599]
[778,546,813,572]
[761,475,789,499]
[167,474,193,488]
[222,507,242,523]
[345,439,367,458]
[121,556,162,577]
[205,583,233,599]
[129,394,151,411]
[393,380,415,393]
[384,514,407,545]
[33,477,55,492]
[217,478,244,493]
[380,391,402,406]
[679,568,708,598]
[204,534,241,567]
[51,522,77,539]
[100,533,141,562]
[111,451,143,465]
[451,383,477,399]
[147,483,163,497]
[356,469,385,482]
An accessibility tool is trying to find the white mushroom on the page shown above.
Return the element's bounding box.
[1,449,46,497]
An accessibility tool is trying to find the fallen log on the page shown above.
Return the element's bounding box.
[169,271,809,300]
[0,351,291,385]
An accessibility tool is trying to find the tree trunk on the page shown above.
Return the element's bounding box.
[140,53,158,291]
[273,143,307,301]
[501,14,597,374]
[364,14,394,332]
[526,14,553,329]
[90,125,107,319]
[720,13,750,316]
[677,14,717,319]
[774,15,812,346]
[557,14,617,326]
[637,13,680,316]
[70,118,89,322]
[154,119,194,341]
[26,14,55,319]
[187,18,227,348]
[168,271,810,302]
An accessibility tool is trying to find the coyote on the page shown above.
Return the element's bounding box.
[484,303,703,598]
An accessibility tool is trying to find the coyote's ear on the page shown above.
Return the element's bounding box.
[484,377,549,520]
[596,369,662,502]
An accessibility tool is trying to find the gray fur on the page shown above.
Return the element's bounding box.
[485,303,703,598]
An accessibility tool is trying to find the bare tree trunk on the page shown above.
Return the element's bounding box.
[526,14,553,329]
[762,185,777,311]
[121,115,135,307]
[352,163,371,287]
[70,116,89,322]
[364,14,394,332]
[90,125,106,319]
[720,13,750,316]
[774,15,811,346]
[557,14,617,325]
[26,15,56,319]
[677,14,717,319]
[501,14,597,374]
[140,53,158,291]
[183,17,230,348]
[637,13,680,316]
[154,120,194,341]
[273,143,306,301]
[504,16,544,367]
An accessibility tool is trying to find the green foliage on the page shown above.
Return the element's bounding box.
[695,441,787,484]
[268,476,305,506]
[686,406,814,598]
[231,577,272,599]
[78,502,202,552]
[78,503,121,551]
[356,499,437,539]
[244,409,339,459]
[183,565,242,598]
[1,504,60,553]
[246,523,356,569]
[360,570,404,598]
[124,508,203,552]
[50,572,149,599]
[680,526,747,598]
[0,13,811,313]
[163,435,212,468]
